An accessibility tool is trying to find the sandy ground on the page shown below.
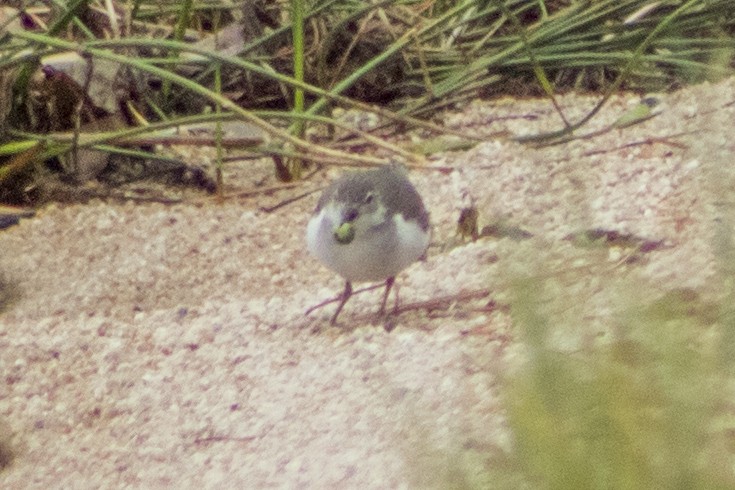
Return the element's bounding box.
[1,76,734,488]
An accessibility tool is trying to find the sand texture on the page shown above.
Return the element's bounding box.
[1,77,734,488]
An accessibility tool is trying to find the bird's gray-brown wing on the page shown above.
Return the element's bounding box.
[375,166,429,231]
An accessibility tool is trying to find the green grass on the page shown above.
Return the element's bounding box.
[0,0,732,187]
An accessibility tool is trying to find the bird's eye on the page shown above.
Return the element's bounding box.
[344,209,359,222]
[364,193,374,205]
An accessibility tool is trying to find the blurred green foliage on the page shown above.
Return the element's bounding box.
[506,284,734,489]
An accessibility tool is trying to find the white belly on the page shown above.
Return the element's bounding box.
[307,209,428,283]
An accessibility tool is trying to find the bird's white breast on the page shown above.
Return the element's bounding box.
[307,205,428,283]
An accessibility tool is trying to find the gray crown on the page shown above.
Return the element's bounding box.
[315,164,429,231]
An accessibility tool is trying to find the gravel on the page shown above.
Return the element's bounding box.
[1,76,733,488]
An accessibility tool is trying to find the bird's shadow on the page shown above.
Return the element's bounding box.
[304,286,496,334]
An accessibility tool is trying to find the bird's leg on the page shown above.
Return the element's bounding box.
[378,277,396,315]
[330,281,353,325]
[392,280,401,314]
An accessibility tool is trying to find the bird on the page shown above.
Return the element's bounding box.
[306,163,430,325]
